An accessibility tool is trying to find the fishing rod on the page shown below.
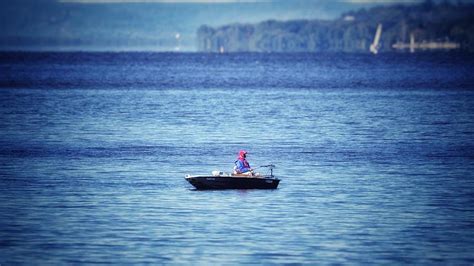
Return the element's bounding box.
[251,164,276,176]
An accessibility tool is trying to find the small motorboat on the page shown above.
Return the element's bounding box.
[185,165,280,190]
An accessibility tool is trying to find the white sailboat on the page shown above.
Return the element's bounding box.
[370,23,383,54]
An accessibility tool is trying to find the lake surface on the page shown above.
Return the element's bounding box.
[1,52,474,264]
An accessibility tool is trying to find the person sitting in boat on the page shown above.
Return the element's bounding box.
[234,150,253,175]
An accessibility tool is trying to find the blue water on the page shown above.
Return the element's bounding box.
[1,52,474,264]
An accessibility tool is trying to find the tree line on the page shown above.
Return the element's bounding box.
[197,1,474,53]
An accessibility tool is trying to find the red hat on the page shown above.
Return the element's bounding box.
[238,150,248,158]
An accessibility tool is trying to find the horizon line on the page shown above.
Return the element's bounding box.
[58,0,270,3]
[58,0,421,3]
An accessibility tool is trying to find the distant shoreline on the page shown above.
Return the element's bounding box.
[197,2,474,53]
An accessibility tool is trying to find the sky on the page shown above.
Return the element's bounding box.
[0,0,469,51]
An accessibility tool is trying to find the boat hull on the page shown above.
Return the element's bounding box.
[185,175,280,190]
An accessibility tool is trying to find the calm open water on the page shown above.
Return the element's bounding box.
[1,52,474,264]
